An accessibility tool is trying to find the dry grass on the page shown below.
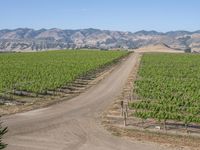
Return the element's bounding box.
[134,44,185,53]
[106,125,200,150]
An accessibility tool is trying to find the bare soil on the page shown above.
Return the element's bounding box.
[134,44,185,53]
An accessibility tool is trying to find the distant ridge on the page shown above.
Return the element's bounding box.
[0,28,200,52]
[134,43,184,53]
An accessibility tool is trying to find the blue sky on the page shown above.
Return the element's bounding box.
[0,0,200,32]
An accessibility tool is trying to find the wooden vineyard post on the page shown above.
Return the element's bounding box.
[163,120,167,132]
[121,101,124,116]
[185,124,188,134]
[130,82,133,102]
[125,104,128,118]
[124,111,127,126]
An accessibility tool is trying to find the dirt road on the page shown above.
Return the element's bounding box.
[3,53,169,150]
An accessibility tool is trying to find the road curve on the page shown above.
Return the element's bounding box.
[3,53,165,150]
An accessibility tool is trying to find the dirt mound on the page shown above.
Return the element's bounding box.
[134,43,185,53]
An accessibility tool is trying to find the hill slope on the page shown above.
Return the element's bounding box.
[0,28,200,52]
[134,43,185,53]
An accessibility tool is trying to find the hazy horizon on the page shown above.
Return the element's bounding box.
[0,27,200,33]
[0,0,199,32]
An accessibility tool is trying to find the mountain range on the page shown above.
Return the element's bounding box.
[0,28,200,52]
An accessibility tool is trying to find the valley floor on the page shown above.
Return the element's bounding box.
[2,52,194,150]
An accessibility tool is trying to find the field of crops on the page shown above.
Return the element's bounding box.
[0,50,128,96]
[130,53,200,128]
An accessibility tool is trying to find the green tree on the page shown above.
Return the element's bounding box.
[0,122,8,149]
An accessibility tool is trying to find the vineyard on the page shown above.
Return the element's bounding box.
[130,53,200,131]
[0,50,128,99]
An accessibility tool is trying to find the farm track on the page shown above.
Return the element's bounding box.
[0,55,127,115]
[3,53,171,150]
